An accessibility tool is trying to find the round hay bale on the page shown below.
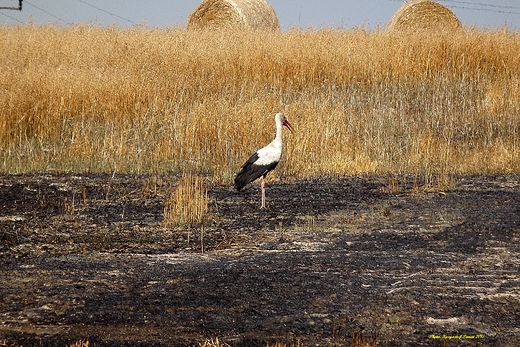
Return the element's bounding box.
[187,0,280,31]
[387,0,461,32]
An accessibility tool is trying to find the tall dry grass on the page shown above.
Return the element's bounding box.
[164,173,209,226]
[1,24,519,182]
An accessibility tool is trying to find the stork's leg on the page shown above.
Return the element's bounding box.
[261,177,266,209]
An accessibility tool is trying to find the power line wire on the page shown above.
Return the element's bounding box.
[389,0,520,15]
[0,10,22,23]
[24,0,70,24]
[449,5,520,15]
[444,0,520,11]
[443,0,520,15]
[76,0,136,25]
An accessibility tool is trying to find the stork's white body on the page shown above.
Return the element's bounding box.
[234,113,294,208]
[254,133,283,166]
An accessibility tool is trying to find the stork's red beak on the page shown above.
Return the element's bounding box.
[283,120,295,133]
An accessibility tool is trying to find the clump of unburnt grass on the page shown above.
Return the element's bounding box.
[351,330,377,347]
[163,173,210,227]
[200,339,304,347]
[199,338,232,347]
[266,341,303,347]
[1,25,519,180]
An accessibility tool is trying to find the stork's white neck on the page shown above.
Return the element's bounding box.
[254,114,286,166]
[274,117,284,144]
[271,113,287,146]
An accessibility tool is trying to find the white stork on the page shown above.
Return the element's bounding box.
[234,113,294,209]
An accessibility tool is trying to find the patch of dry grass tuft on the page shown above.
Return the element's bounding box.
[351,330,377,347]
[164,173,209,226]
[199,338,232,347]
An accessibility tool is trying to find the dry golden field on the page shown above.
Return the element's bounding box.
[1,24,519,183]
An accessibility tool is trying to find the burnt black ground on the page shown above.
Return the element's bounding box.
[1,173,519,347]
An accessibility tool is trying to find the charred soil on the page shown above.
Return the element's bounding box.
[1,174,519,346]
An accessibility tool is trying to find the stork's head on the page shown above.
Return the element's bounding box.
[275,113,295,133]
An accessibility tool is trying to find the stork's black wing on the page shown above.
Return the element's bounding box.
[234,152,278,191]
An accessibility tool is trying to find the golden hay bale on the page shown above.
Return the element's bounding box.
[186,0,280,31]
[387,0,461,32]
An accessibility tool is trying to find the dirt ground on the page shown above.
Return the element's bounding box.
[1,173,519,347]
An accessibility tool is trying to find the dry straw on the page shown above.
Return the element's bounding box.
[199,338,232,347]
[387,0,461,32]
[1,26,519,177]
[186,0,280,30]
[164,174,209,226]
